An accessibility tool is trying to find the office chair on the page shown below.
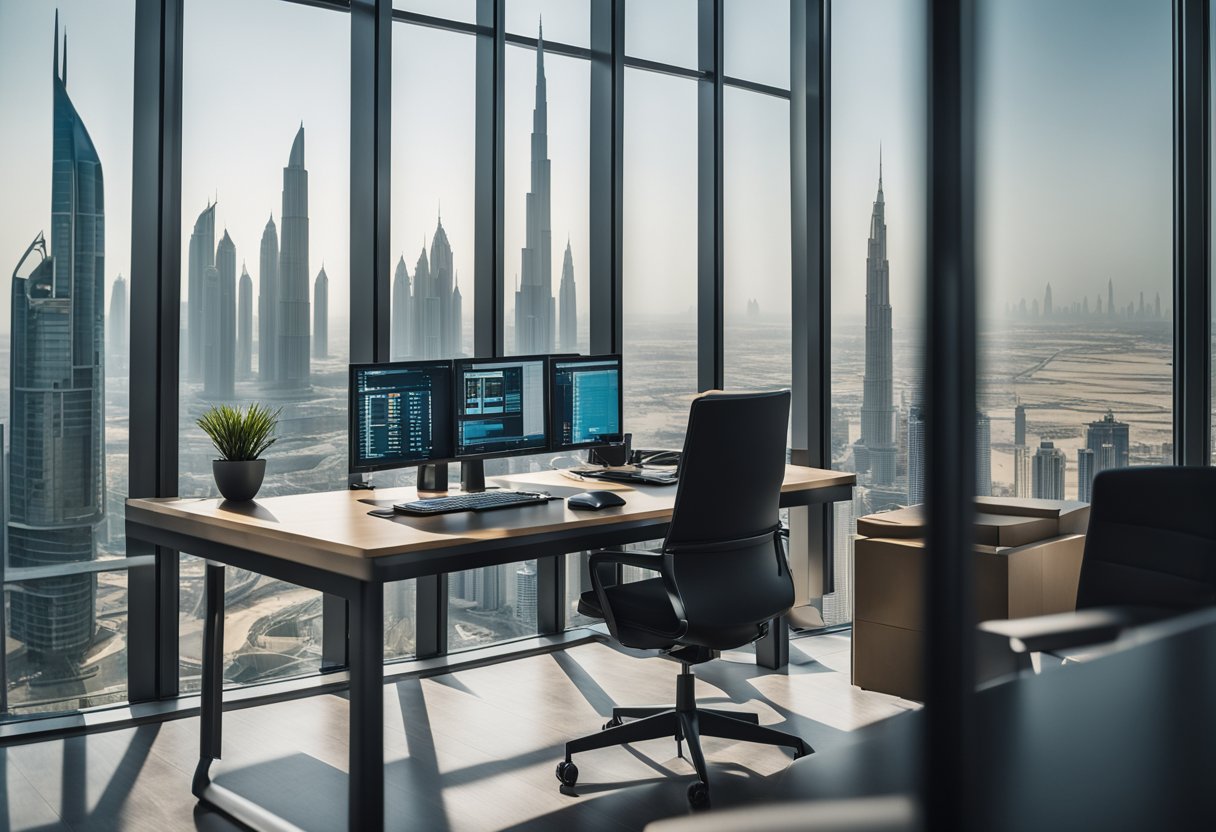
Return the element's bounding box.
[981,466,1216,656]
[555,390,809,809]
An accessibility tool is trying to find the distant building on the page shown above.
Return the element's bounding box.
[1014,401,1027,446]
[558,240,577,352]
[1043,283,1053,317]
[854,155,897,487]
[258,215,279,383]
[1108,279,1114,319]
[1077,448,1095,503]
[1083,410,1130,498]
[1013,445,1031,498]
[409,216,464,359]
[975,412,992,497]
[391,255,411,361]
[108,275,128,376]
[238,265,253,380]
[204,230,237,399]
[515,564,537,630]
[187,201,217,381]
[907,406,925,505]
[1032,441,1066,500]
[313,265,328,359]
[277,125,310,388]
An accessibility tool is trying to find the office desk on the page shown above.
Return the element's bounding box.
[126,465,853,832]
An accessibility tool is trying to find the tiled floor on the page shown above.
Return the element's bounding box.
[1,632,920,831]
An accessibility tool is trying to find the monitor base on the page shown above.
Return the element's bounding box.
[418,463,449,493]
[461,460,487,493]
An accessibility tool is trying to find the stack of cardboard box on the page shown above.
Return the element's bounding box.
[852,498,1090,701]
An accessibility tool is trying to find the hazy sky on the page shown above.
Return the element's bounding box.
[0,0,1176,344]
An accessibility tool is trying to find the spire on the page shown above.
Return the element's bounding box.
[437,199,442,225]
[53,10,59,80]
[288,124,305,167]
[878,143,883,190]
[62,27,68,86]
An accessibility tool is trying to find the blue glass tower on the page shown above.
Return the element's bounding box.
[7,15,106,662]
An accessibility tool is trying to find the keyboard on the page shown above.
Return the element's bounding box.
[394,489,553,516]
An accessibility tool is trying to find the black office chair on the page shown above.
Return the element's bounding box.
[555,390,810,809]
[981,466,1216,656]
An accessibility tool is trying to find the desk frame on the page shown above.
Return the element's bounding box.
[127,481,851,832]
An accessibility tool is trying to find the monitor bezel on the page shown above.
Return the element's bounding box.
[348,359,456,474]
[548,353,625,452]
[451,354,554,462]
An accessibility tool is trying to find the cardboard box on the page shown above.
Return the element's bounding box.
[851,498,1088,701]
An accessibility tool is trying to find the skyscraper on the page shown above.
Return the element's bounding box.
[1077,448,1095,503]
[408,216,464,359]
[108,274,128,376]
[430,217,461,356]
[412,242,437,358]
[1013,445,1031,498]
[391,255,411,361]
[975,411,992,497]
[1043,282,1053,318]
[558,240,577,352]
[1014,400,1026,446]
[238,265,253,380]
[906,405,925,505]
[1083,409,1130,498]
[515,564,538,630]
[1108,278,1115,320]
[452,272,463,356]
[1032,441,1066,500]
[277,125,310,388]
[258,215,279,383]
[187,201,216,381]
[514,22,556,355]
[854,156,897,486]
[205,231,236,399]
[313,265,328,359]
[8,16,106,662]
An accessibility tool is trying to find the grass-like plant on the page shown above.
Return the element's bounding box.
[197,403,280,461]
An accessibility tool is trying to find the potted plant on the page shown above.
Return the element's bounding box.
[197,403,280,502]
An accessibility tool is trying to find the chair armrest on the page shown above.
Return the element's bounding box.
[979,606,1164,655]
[587,549,680,645]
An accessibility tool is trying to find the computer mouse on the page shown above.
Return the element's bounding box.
[567,490,627,511]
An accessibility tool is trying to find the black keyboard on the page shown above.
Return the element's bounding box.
[394,490,553,516]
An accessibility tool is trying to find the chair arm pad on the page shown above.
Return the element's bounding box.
[979,606,1165,654]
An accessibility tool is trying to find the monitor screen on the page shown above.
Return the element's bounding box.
[349,361,453,472]
[550,355,623,450]
[454,357,548,458]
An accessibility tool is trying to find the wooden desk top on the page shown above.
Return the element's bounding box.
[126,466,853,581]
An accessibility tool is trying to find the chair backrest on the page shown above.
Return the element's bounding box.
[661,390,794,648]
[1078,467,1216,611]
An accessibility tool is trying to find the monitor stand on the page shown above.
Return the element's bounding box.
[461,460,487,493]
[417,463,448,493]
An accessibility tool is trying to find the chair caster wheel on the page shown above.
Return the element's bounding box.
[556,760,579,787]
[687,781,710,810]
[603,717,622,730]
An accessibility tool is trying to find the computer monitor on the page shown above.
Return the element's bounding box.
[453,356,549,459]
[550,355,623,451]
[349,360,453,473]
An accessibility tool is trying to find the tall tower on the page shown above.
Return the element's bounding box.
[258,215,279,383]
[1043,283,1053,318]
[238,265,253,380]
[205,230,236,399]
[515,20,555,355]
[1108,279,1115,320]
[1013,445,1031,498]
[412,242,438,358]
[391,255,411,360]
[277,125,310,388]
[975,411,992,497]
[907,406,925,505]
[855,154,897,486]
[558,239,577,352]
[1077,448,1095,503]
[7,13,106,662]
[452,272,463,357]
[187,202,216,381]
[313,265,329,359]
[108,275,128,376]
[1014,400,1027,446]
[430,215,459,356]
[1032,441,1066,500]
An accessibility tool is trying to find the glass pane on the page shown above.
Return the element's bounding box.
[447,559,539,652]
[507,0,590,48]
[178,0,351,689]
[625,0,697,69]
[504,42,590,357]
[0,0,136,718]
[394,0,477,24]
[724,88,791,398]
[827,0,927,627]
[622,68,698,450]
[723,0,789,90]
[977,0,1173,503]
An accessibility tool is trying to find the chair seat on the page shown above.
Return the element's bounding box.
[578,577,681,640]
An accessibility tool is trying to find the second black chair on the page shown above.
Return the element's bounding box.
[555,390,810,809]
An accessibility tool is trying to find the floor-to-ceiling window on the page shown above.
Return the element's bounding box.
[827,0,927,627]
[177,0,351,691]
[976,0,1173,504]
[0,0,136,718]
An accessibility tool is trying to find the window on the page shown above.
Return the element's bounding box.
[0,0,136,718]
[178,0,350,690]
[827,0,927,627]
[976,0,1173,503]
[724,0,790,89]
[507,0,590,49]
[625,0,697,69]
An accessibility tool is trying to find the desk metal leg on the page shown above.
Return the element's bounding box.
[348,582,384,832]
[193,562,225,796]
[755,614,789,670]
